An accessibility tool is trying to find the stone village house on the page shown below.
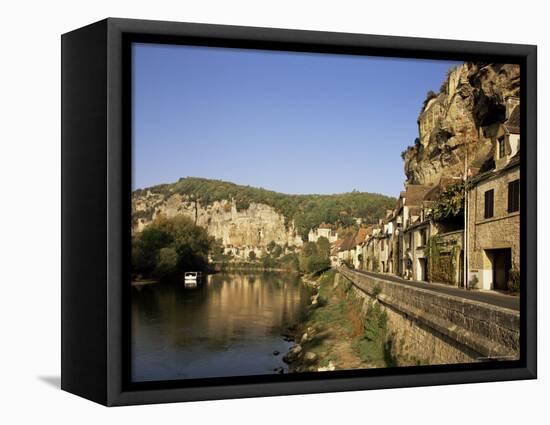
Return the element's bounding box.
[466,99,520,290]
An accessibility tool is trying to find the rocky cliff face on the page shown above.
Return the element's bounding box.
[403,63,520,185]
[132,192,303,248]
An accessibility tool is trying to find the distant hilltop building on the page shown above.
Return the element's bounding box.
[308,223,338,243]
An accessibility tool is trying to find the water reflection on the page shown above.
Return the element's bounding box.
[131,272,311,382]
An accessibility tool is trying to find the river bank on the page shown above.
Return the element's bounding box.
[212,261,301,274]
[283,270,392,373]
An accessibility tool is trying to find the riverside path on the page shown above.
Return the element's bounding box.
[352,269,520,311]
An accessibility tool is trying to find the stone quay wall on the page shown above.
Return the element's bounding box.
[337,268,520,365]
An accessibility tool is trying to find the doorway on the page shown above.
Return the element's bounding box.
[417,258,427,282]
[485,248,512,290]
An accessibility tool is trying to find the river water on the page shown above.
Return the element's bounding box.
[131,272,311,382]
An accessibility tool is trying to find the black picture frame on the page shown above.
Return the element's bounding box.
[61,17,537,406]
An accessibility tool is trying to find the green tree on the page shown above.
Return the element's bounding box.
[431,182,471,223]
[266,240,277,253]
[210,238,226,261]
[316,236,330,260]
[262,254,278,269]
[302,241,318,257]
[132,214,213,280]
[299,241,330,273]
[272,244,283,258]
[155,247,179,278]
[279,253,300,271]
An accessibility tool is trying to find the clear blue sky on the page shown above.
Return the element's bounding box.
[132,43,460,196]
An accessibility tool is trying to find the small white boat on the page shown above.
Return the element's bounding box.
[184,271,202,288]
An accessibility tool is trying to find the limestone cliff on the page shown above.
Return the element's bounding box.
[403,63,520,185]
[132,191,303,248]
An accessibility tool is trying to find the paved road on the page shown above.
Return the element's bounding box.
[348,268,520,311]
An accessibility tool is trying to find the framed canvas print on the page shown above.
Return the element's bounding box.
[61,18,537,406]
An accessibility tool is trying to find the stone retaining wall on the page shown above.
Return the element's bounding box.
[337,268,520,365]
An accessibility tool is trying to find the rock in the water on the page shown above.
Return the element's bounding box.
[303,351,318,365]
[283,344,302,363]
[281,329,295,342]
[273,350,280,356]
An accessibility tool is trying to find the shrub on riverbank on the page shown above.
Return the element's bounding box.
[132,215,214,279]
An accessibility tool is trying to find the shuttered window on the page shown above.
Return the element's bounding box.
[498,137,506,159]
[484,189,494,219]
[508,179,520,213]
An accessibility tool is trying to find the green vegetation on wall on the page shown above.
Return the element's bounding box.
[353,301,388,365]
[425,235,459,285]
[431,181,471,223]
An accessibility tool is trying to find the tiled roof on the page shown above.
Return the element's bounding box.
[402,184,434,206]
[339,236,356,251]
[354,227,369,245]
[331,238,345,254]
[408,205,422,217]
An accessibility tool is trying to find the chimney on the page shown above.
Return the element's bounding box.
[505,96,519,120]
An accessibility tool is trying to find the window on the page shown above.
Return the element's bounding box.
[508,179,520,213]
[484,189,494,219]
[419,229,427,246]
[498,137,506,159]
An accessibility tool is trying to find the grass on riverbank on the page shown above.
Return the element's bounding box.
[294,271,390,371]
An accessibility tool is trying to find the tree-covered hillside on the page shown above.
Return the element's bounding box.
[134,177,396,236]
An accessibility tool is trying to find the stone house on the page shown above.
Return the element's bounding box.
[375,231,390,273]
[467,103,520,291]
[395,185,433,279]
[308,223,338,243]
[403,209,430,281]
[352,227,370,269]
[412,177,465,286]
[362,232,375,271]
[381,211,398,274]
[337,236,356,266]
[330,238,345,266]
